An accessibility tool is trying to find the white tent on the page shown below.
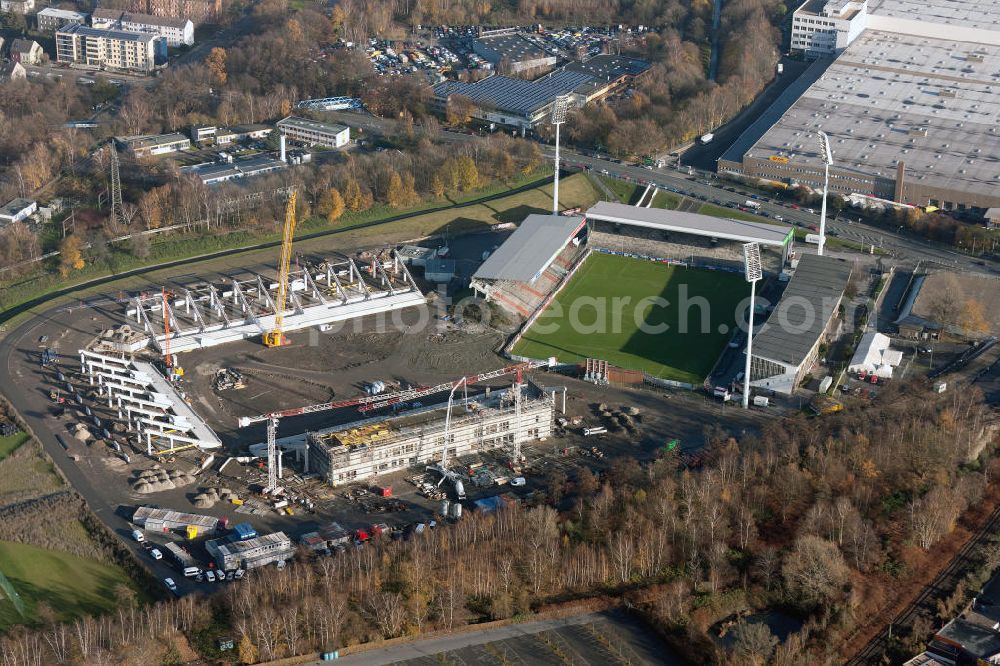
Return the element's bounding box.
[849,331,902,378]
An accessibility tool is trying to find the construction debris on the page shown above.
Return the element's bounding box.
[91,324,149,354]
[131,466,196,494]
[213,368,246,391]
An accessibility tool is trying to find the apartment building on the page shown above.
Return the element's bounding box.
[56,23,157,73]
[92,8,194,47]
[37,7,89,33]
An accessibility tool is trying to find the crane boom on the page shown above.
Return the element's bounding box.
[237,358,552,427]
[161,288,172,369]
[263,192,297,347]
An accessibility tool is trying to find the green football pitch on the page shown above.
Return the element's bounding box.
[512,253,749,383]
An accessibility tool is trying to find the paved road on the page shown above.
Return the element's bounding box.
[324,110,991,274]
[311,613,605,665]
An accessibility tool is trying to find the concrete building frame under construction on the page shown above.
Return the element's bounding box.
[308,382,556,486]
[127,250,425,353]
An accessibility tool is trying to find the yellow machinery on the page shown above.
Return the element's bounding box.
[264,191,298,347]
[186,525,199,540]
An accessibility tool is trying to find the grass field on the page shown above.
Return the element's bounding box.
[0,541,135,628]
[0,433,28,461]
[512,253,748,383]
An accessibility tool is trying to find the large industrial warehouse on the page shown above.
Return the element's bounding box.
[720,0,1000,210]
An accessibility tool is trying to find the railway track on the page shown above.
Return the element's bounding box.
[846,500,1000,664]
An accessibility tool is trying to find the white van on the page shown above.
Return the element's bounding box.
[131,529,145,543]
[183,566,201,578]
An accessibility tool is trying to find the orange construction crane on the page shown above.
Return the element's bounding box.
[161,288,172,369]
[264,191,298,347]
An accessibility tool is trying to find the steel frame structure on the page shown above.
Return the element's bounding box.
[78,350,222,455]
[128,250,423,354]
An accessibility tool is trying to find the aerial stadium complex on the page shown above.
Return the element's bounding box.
[475,203,798,385]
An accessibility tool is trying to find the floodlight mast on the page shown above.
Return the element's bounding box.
[817,131,834,257]
[551,96,569,215]
[742,243,762,409]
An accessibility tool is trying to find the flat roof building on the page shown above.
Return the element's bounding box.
[91,8,194,47]
[750,254,852,395]
[37,7,89,32]
[118,132,191,157]
[308,382,555,486]
[730,0,1000,211]
[276,116,349,149]
[472,33,556,75]
[56,23,157,73]
[0,198,37,225]
[433,56,649,131]
[206,532,294,571]
[183,155,286,185]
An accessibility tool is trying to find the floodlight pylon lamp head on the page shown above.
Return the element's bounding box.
[743,242,762,283]
[818,130,834,165]
[551,95,569,125]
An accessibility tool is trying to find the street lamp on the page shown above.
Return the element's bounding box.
[817,130,834,257]
[551,96,570,215]
[742,242,762,409]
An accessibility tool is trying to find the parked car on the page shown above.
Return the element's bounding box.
[510,477,527,487]
[131,529,144,543]
[206,570,216,583]
[150,548,163,561]
[164,578,178,595]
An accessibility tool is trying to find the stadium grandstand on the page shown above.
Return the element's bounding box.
[749,253,853,395]
[471,214,587,318]
[583,201,795,272]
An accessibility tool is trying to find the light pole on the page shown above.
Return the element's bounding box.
[551,96,569,215]
[817,130,834,257]
[742,242,762,409]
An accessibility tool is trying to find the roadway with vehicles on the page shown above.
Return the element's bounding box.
[323,108,989,273]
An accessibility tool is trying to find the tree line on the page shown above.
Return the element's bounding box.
[0,380,994,664]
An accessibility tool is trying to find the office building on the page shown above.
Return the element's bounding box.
[119,132,191,157]
[276,116,350,148]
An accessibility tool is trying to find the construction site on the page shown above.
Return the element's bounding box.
[20,184,775,587]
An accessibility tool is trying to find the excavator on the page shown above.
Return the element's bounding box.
[263,191,297,347]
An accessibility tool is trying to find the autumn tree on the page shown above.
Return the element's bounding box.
[317,188,345,223]
[58,235,85,277]
[386,170,404,208]
[430,173,445,199]
[456,155,479,191]
[959,298,989,334]
[206,47,227,85]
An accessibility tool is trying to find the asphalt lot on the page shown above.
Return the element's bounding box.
[323,610,686,665]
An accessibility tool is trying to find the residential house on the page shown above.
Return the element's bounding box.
[0,60,26,82]
[10,39,44,66]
